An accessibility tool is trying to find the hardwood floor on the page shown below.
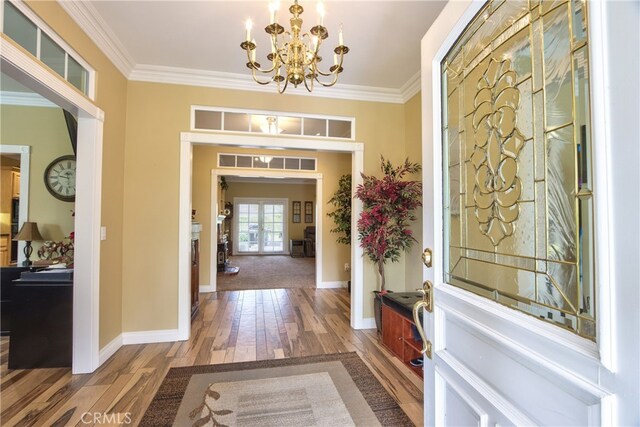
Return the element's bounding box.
[0,288,423,426]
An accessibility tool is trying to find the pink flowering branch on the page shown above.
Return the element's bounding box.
[355,156,422,291]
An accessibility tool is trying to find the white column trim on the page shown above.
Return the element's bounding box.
[179,132,365,341]
[2,33,104,374]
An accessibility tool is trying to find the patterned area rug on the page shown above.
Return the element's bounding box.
[217,255,316,291]
[140,352,414,426]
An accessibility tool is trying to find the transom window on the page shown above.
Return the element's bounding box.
[2,1,94,98]
[192,106,355,140]
[442,0,595,340]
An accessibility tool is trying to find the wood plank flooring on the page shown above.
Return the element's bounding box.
[0,288,423,426]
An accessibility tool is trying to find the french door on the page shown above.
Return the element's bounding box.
[416,1,638,425]
[234,199,286,254]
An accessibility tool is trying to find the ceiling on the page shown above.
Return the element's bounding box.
[61,1,447,101]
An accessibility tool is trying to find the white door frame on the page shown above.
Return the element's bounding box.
[179,132,366,341]
[208,169,323,292]
[1,38,103,374]
[0,145,30,265]
[421,0,629,424]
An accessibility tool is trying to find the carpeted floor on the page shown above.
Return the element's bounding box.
[140,352,414,427]
[217,255,316,291]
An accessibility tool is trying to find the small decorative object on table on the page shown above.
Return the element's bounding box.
[13,222,44,266]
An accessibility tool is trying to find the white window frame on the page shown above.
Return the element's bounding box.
[1,0,96,100]
[190,105,356,141]
[217,153,317,172]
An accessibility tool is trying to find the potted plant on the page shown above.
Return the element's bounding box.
[327,174,352,290]
[355,156,422,332]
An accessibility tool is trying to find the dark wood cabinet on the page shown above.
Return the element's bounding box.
[381,298,424,378]
[0,266,31,336]
[9,273,73,369]
[191,238,199,319]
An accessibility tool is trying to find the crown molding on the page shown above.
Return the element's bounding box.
[130,64,411,104]
[0,91,58,108]
[400,71,421,103]
[57,0,135,78]
[56,1,420,103]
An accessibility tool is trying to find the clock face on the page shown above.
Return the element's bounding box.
[44,155,76,202]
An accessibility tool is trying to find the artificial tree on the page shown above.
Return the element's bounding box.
[355,157,422,292]
[327,174,352,245]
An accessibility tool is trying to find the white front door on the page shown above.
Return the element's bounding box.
[235,198,286,254]
[417,1,639,425]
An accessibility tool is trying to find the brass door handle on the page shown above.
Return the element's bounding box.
[413,301,432,359]
[416,280,433,313]
[422,248,433,268]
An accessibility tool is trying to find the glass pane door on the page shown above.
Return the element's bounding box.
[262,203,284,252]
[235,200,286,254]
[237,203,260,252]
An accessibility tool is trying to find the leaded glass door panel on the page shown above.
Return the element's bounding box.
[416,0,638,425]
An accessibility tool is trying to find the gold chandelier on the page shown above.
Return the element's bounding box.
[240,0,349,94]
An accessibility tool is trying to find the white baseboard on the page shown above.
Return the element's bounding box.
[200,284,216,293]
[121,329,182,345]
[318,281,348,289]
[354,317,377,330]
[98,334,123,365]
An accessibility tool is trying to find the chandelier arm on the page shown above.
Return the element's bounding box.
[251,68,274,85]
[313,71,340,88]
[303,71,313,92]
[245,49,280,74]
[277,76,290,94]
[313,49,345,77]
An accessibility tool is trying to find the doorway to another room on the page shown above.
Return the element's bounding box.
[215,175,318,292]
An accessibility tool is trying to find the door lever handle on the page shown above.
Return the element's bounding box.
[413,301,433,359]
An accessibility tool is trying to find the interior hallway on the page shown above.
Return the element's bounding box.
[0,288,423,426]
[218,255,316,291]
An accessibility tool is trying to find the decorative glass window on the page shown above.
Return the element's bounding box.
[2,1,93,97]
[191,106,355,140]
[442,0,595,339]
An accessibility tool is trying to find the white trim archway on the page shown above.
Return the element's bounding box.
[1,37,103,374]
[208,169,323,293]
[0,145,30,265]
[178,131,366,341]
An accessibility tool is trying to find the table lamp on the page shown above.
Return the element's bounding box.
[13,222,44,266]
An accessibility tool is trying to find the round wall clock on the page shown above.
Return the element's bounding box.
[44,155,76,202]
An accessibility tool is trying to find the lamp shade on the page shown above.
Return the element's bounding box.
[13,222,44,242]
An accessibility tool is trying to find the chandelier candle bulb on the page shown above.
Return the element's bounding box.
[317,2,325,26]
[338,25,344,46]
[245,19,252,42]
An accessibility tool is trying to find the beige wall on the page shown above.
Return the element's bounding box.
[0,106,75,247]
[192,146,351,288]
[19,0,425,338]
[123,81,416,327]
[403,92,424,291]
[24,1,129,348]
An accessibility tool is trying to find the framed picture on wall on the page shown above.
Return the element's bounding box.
[292,201,301,223]
[304,201,313,223]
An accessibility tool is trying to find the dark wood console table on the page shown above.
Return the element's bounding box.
[381,292,424,378]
